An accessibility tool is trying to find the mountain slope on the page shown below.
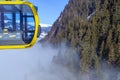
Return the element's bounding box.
[46,0,120,71]
[40,24,52,39]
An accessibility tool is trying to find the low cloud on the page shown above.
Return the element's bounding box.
[0,41,120,80]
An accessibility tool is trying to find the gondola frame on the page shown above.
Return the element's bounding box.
[0,1,39,49]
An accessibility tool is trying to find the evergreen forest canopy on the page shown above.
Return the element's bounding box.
[45,0,120,71]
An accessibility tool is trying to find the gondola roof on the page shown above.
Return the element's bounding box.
[0,5,32,13]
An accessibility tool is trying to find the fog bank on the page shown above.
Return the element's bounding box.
[0,40,120,80]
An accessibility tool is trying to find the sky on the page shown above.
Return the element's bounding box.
[28,0,69,25]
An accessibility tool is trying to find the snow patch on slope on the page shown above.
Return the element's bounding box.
[39,23,52,39]
[40,32,47,39]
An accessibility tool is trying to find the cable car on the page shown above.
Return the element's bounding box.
[0,0,40,49]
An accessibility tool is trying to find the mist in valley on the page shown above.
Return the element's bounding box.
[0,39,120,80]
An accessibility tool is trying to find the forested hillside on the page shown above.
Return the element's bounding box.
[45,0,120,72]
